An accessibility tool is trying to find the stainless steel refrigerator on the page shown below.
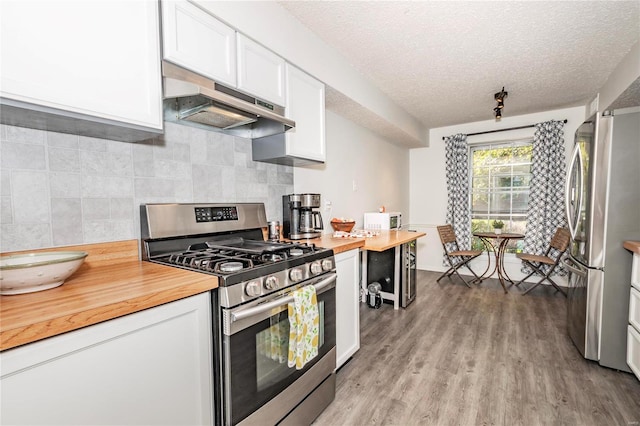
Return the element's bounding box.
[564,110,640,372]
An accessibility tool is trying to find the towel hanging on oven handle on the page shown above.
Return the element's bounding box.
[231,272,336,323]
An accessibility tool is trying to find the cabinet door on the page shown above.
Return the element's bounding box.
[632,254,640,291]
[335,249,360,369]
[161,0,236,87]
[0,0,162,130]
[285,64,326,163]
[0,293,213,425]
[628,325,640,381]
[236,34,285,106]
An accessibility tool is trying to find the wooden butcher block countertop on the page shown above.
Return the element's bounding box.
[1,231,427,351]
[0,240,217,351]
[624,241,640,255]
[362,230,426,252]
[300,230,426,253]
[298,234,366,254]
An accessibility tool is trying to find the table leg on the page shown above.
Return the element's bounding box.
[476,237,497,283]
[494,239,508,293]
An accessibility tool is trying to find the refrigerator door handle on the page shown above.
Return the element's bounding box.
[565,143,584,240]
[562,256,586,277]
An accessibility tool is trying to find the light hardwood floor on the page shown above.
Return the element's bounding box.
[315,270,640,425]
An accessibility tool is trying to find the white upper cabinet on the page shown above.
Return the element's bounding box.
[161,0,237,87]
[0,0,163,132]
[285,64,326,162]
[236,34,286,107]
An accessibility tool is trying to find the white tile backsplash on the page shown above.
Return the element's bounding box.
[49,173,81,198]
[5,126,45,145]
[51,198,82,246]
[1,196,13,224]
[82,198,111,220]
[46,132,79,149]
[1,223,52,250]
[12,171,50,223]
[48,147,80,172]
[0,122,293,252]
[1,142,47,170]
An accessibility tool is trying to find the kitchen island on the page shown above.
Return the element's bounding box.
[298,230,427,310]
[360,230,427,309]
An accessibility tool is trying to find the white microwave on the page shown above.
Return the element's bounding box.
[363,212,402,230]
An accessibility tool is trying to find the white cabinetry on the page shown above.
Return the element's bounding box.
[0,0,163,140]
[335,249,360,369]
[161,0,237,87]
[0,293,213,425]
[160,2,285,107]
[237,34,286,106]
[285,64,326,163]
[251,65,326,166]
[628,253,640,380]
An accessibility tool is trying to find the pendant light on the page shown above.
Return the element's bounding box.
[494,87,508,120]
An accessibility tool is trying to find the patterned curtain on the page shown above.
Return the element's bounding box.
[522,120,568,274]
[444,134,472,253]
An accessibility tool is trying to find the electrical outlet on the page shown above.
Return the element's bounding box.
[352,180,358,192]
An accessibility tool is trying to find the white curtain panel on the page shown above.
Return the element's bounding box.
[522,120,568,274]
[444,133,472,258]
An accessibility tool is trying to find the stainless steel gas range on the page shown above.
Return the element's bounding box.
[140,203,336,426]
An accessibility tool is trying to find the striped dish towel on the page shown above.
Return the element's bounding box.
[288,285,319,369]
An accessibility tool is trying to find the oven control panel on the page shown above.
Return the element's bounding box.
[195,206,239,223]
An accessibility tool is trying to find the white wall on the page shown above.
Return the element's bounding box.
[294,110,410,231]
[409,106,586,284]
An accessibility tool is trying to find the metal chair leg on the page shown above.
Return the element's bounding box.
[510,270,536,290]
[436,268,454,282]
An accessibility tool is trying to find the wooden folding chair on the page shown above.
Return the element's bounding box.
[514,227,570,296]
[436,225,482,287]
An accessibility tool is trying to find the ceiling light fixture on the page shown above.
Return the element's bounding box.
[494,87,508,120]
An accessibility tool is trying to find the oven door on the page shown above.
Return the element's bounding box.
[221,272,337,425]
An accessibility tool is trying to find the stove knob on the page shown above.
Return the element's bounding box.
[289,268,303,282]
[245,280,261,297]
[264,276,279,290]
[310,261,322,275]
[321,259,334,271]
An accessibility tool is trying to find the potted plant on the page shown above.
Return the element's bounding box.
[492,220,505,235]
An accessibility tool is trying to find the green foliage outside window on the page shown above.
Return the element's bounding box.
[470,141,532,254]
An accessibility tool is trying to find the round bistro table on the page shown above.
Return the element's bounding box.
[473,232,525,293]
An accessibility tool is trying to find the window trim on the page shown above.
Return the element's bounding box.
[468,138,534,253]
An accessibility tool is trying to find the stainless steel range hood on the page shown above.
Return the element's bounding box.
[162,61,294,139]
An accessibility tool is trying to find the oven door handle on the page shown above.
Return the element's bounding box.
[231,272,337,323]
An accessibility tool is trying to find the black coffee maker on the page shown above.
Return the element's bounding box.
[282,194,323,240]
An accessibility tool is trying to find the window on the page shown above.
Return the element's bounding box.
[470,140,533,253]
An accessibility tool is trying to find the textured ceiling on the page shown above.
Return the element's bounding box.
[279,1,640,130]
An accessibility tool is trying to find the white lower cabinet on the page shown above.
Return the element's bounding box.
[628,324,640,380]
[628,252,640,380]
[335,249,360,369]
[0,293,213,425]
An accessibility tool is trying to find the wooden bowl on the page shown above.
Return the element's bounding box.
[331,221,355,232]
